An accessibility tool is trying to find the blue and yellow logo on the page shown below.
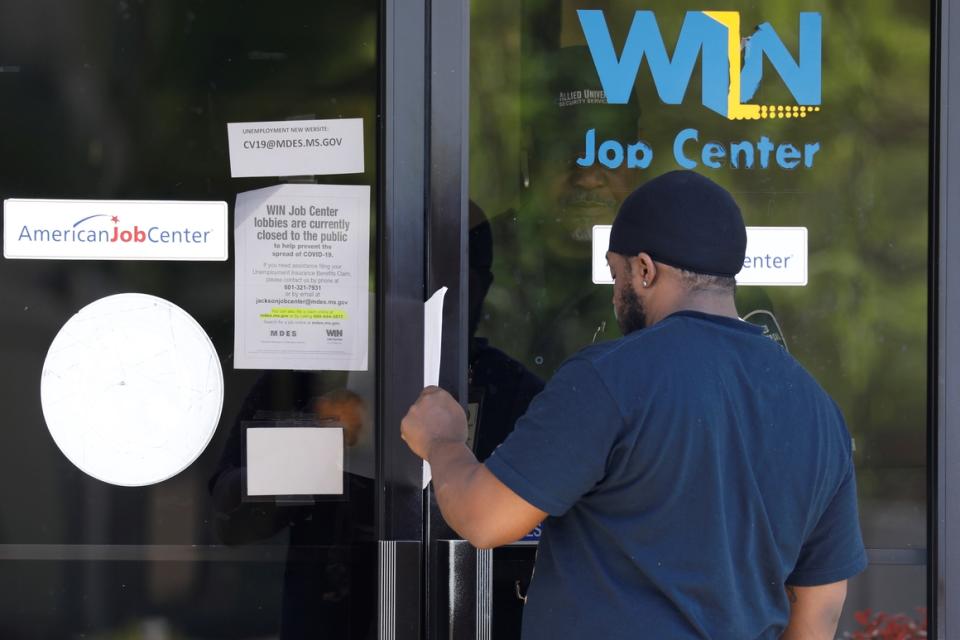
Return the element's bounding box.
[580,10,822,120]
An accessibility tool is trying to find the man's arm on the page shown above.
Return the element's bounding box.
[780,581,847,640]
[401,387,546,549]
[782,443,865,638]
[429,440,547,548]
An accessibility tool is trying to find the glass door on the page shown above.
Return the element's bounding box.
[467,0,932,637]
[0,2,387,638]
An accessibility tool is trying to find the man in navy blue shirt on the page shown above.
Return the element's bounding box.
[402,170,867,639]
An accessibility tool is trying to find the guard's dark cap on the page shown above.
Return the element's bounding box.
[608,171,747,277]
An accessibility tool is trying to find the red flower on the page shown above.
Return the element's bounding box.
[845,608,927,640]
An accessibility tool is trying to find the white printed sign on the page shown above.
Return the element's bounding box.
[226,118,364,178]
[234,183,370,371]
[592,225,808,286]
[738,227,808,286]
[3,199,228,261]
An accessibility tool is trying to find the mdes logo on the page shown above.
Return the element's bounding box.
[579,10,821,120]
[3,198,228,261]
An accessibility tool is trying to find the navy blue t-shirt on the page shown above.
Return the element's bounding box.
[485,311,867,640]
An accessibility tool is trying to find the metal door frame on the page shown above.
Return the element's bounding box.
[378,1,430,638]
[936,0,960,637]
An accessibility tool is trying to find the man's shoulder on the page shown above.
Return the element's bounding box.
[554,332,674,411]
[569,315,706,369]
[567,314,843,419]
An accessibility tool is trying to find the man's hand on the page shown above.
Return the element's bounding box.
[400,386,468,461]
[399,386,546,548]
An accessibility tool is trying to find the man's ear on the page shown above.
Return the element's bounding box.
[630,252,658,289]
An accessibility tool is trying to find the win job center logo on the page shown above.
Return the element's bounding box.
[574,10,822,172]
[579,9,821,120]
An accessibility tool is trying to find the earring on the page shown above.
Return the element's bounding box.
[642,280,649,287]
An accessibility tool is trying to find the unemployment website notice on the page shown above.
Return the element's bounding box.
[226,118,364,178]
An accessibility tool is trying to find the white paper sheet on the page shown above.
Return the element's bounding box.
[246,427,344,496]
[422,287,447,488]
[226,118,364,178]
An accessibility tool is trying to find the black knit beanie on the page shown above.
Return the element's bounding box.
[608,170,747,277]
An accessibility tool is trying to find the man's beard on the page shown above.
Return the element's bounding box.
[615,280,647,335]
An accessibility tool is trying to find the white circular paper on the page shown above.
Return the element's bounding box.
[41,293,224,486]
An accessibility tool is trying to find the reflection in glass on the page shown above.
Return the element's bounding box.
[468,202,544,460]
[0,1,380,637]
[209,371,376,638]
[471,0,930,632]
